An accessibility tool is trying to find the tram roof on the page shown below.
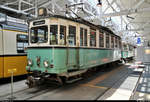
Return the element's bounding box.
[28,15,121,39]
[0,21,28,32]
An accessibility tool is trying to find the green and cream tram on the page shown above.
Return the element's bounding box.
[26,8,122,87]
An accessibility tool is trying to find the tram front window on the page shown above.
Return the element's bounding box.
[30,26,48,43]
[50,25,58,45]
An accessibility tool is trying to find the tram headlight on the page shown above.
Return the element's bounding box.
[28,59,33,66]
[43,60,49,68]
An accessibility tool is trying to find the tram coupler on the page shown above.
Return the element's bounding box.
[26,76,43,88]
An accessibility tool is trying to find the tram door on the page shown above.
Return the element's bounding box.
[0,26,3,78]
[67,25,79,70]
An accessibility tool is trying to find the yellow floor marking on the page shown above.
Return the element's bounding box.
[84,65,124,85]
[80,84,108,89]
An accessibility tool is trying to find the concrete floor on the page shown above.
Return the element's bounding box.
[0,80,27,97]
[0,63,145,100]
[30,64,142,100]
[132,64,150,100]
[99,68,143,100]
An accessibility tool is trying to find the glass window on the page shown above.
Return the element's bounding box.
[90,28,96,47]
[111,35,114,48]
[99,31,104,47]
[80,27,87,47]
[115,37,118,48]
[68,25,76,46]
[119,39,122,49]
[123,44,127,50]
[60,25,66,45]
[106,33,110,48]
[129,45,133,51]
[17,34,28,53]
[84,29,87,46]
[50,25,58,45]
[31,26,48,43]
[80,28,84,46]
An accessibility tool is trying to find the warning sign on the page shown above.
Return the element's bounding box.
[8,68,17,73]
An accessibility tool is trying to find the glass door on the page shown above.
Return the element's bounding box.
[0,26,3,78]
[67,25,78,70]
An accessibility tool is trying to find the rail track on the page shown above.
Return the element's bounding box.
[0,83,60,100]
[0,62,143,100]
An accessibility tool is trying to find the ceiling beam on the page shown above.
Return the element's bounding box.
[106,0,116,12]
[23,7,35,12]
[142,21,150,28]
[103,0,116,14]
[104,0,129,26]
[0,5,35,17]
[129,22,147,24]
[3,0,19,6]
[21,0,34,6]
[101,7,150,18]
[120,28,150,32]
[132,0,145,10]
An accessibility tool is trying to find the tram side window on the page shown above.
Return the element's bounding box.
[90,28,96,47]
[111,36,114,48]
[99,31,104,47]
[106,33,110,48]
[80,28,84,46]
[60,25,66,45]
[68,25,76,46]
[80,27,87,46]
[129,45,132,51]
[17,34,28,53]
[50,25,58,45]
[115,37,118,48]
[123,44,127,50]
[129,45,131,51]
[84,29,87,46]
[119,40,122,49]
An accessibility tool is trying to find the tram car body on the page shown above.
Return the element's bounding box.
[26,13,122,86]
[0,21,28,78]
[121,42,135,61]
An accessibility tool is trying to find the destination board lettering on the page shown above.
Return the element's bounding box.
[33,20,45,25]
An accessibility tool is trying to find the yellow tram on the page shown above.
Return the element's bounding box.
[0,20,28,78]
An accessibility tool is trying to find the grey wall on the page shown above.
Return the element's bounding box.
[136,41,150,63]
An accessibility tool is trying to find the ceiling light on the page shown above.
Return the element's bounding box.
[97,0,102,7]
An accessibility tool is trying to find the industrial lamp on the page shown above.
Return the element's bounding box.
[97,0,102,7]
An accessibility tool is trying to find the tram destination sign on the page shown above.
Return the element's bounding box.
[33,20,45,25]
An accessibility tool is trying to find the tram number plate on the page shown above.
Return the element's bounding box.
[8,68,17,73]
